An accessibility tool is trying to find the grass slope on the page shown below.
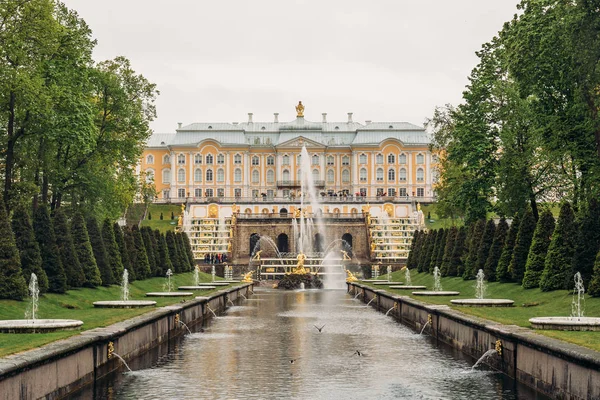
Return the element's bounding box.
[0,271,234,357]
[365,270,600,352]
[141,204,183,233]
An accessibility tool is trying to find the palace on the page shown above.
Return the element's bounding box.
[140,105,437,263]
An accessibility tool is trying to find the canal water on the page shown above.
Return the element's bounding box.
[79,289,546,399]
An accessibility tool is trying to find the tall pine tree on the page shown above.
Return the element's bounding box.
[166,231,181,272]
[463,219,486,280]
[567,199,600,289]
[114,223,132,278]
[496,213,521,282]
[11,205,48,292]
[122,226,137,281]
[132,226,151,279]
[176,232,191,272]
[484,217,508,282]
[522,209,555,289]
[53,208,85,288]
[508,210,535,284]
[102,219,124,281]
[440,226,457,276]
[430,228,446,273]
[540,203,576,291]
[419,231,437,273]
[448,226,467,277]
[154,229,171,276]
[33,205,67,293]
[182,232,196,269]
[0,198,27,300]
[406,230,420,269]
[87,215,114,286]
[141,227,158,276]
[475,219,496,274]
[71,212,102,287]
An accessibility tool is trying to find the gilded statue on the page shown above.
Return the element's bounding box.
[293,253,308,274]
[242,271,254,283]
[295,101,304,117]
[371,242,376,252]
[341,250,351,261]
[252,250,262,261]
[345,269,358,282]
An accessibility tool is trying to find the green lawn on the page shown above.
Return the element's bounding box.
[365,270,600,352]
[0,271,235,357]
[421,204,464,230]
[141,204,183,233]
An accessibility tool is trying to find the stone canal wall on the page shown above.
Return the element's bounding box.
[349,283,600,400]
[0,284,253,400]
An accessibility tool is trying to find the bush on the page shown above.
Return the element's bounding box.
[484,217,508,282]
[508,210,536,284]
[54,208,85,288]
[148,212,152,220]
[463,219,485,280]
[33,205,67,293]
[475,219,496,275]
[540,202,576,291]
[522,209,555,289]
[440,226,457,276]
[448,226,467,277]
[160,212,163,220]
[102,219,124,281]
[277,273,323,290]
[406,230,420,269]
[496,213,522,282]
[86,215,114,286]
[71,212,101,287]
[171,211,174,220]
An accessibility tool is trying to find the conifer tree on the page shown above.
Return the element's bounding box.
[588,250,600,297]
[11,205,48,292]
[419,231,436,273]
[508,210,535,284]
[440,226,457,276]
[475,219,496,274]
[71,212,102,287]
[141,227,158,276]
[496,213,521,282]
[522,209,555,289]
[414,231,428,271]
[53,208,85,288]
[176,232,191,271]
[102,219,124,281]
[182,232,196,269]
[149,228,161,274]
[33,205,67,293]
[122,226,137,281]
[430,228,446,272]
[463,219,486,280]
[484,217,508,282]
[0,199,27,300]
[540,203,576,291]
[132,226,151,279]
[87,215,114,286]
[448,226,467,277]
[567,199,600,288]
[166,231,181,272]
[114,223,132,276]
[154,230,171,276]
[406,230,420,269]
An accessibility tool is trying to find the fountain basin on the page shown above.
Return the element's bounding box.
[0,319,83,333]
[178,286,217,290]
[373,282,399,285]
[220,280,241,283]
[529,317,600,331]
[145,292,194,297]
[389,285,427,290]
[93,300,157,308]
[412,291,460,296]
[361,280,388,283]
[450,299,514,307]
[196,282,230,286]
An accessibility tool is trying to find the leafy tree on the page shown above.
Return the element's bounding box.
[0,198,27,300]
[166,231,181,272]
[11,205,48,292]
[182,232,196,270]
[141,227,158,276]
[154,230,171,276]
[508,210,536,284]
[406,230,420,269]
[463,219,485,280]
[475,219,496,274]
[540,203,577,291]
[33,205,66,293]
[523,209,555,289]
[86,215,113,286]
[448,226,467,277]
[484,217,508,282]
[589,250,600,297]
[53,208,85,288]
[440,226,457,276]
[113,223,131,278]
[567,199,600,289]
[71,212,101,287]
[496,213,521,282]
[131,226,151,279]
[102,219,124,281]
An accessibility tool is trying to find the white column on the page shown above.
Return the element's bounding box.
[170,151,176,188]
[188,152,193,196]
[244,152,250,197]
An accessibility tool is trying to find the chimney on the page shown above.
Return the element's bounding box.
[274,113,279,123]
[177,122,182,129]
[347,112,353,123]
[322,113,327,123]
[365,120,372,125]
[248,113,253,124]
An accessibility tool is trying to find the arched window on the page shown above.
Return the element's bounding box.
[252,156,259,166]
[234,154,241,164]
[206,169,213,182]
[162,169,171,183]
[280,170,288,183]
[388,153,395,164]
[297,169,302,181]
[146,155,154,164]
[234,168,242,182]
[217,154,225,164]
[194,168,202,182]
[388,168,395,181]
[399,153,407,164]
[342,156,350,165]
[252,170,259,183]
[327,156,334,166]
[217,168,224,182]
[376,168,384,181]
[177,154,185,165]
[417,168,424,181]
[163,154,171,164]
[416,153,424,164]
[342,169,350,183]
[297,154,302,164]
[312,169,319,181]
[194,154,202,164]
[399,168,407,181]
[206,154,214,164]
[267,170,274,184]
[267,156,274,166]
[360,168,367,182]
[177,168,185,182]
[359,154,367,164]
[312,154,319,166]
[376,154,383,164]
[145,169,154,182]
[282,154,290,165]
[327,169,334,183]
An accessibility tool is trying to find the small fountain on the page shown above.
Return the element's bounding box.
[365,296,377,307]
[471,349,500,370]
[451,269,514,307]
[0,273,84,333]
[179,266,221,290]
[529,272,600,331]
[385,302,397,316]
[390,267,427,290]
[419,314,432,335]
[412,267,460,296]
[108,342,133,372]
[94,269,157,308]
[147,269,194,297]
[211,265,216,282]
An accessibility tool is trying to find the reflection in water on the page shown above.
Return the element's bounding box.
[76,289,546,400]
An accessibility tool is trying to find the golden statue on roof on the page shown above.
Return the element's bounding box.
[295,101,304,117]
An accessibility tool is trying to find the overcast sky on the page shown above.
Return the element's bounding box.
[62,0,519,133]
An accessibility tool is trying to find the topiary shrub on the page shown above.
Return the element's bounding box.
[484,217,508,282]
[522,209,555,289]
[540,202,576,291]
[496,213,521,282]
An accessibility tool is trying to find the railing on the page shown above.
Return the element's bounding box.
[237,213,364,220]
[276,180,325,188]
[152,196,437,205]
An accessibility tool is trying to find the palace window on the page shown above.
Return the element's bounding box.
[376,168,384,181]
[178,154,186,165]
[206,169,213,182]
[377,188,384,196]
[312,154,319,166]
[297,154,302,164]
[312,169,319,181]
[234,154,242,164]
[267,170,274,184]
[327,169,334,183]
[388,154,395,164]
[177,168,185,182]
[217,188,224,197]
[416,153,424,164]
[360,168,367,182]
[398,188,407,197]
[217,168,224,183]
[283,189,290,198]
[194,168,202,182]
[297,169,302,180]
[282,155,290,165]
[217,154,225,164]
[342,156,350,166]
[359,154,367,164]
[234,188,241,198]
[342,169,350,183]
[417,168,424,182]
[206,188,213,197]
[359,188,367,196]
[194,188,202,197]
[163,154,171,164]
[252,170,259,183]
[252,189,259,198]
[206,154,214,164]
[376,154,383,164]
[417,188,424,197]
[234,168,242,182]
[252,156,259,166]
[267,189,274,198]
[163,189,170,199]
[146,155,154,164]
[399,168,407,181]
[267,156,274,166]
[195,154,202,164]
[282,170,290,182]
[162,169,171,183]
[327,156,334,166]
[399,153,407,164]
[388,168,395,181]
[388,188,396,197]
[178,188,185,198]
